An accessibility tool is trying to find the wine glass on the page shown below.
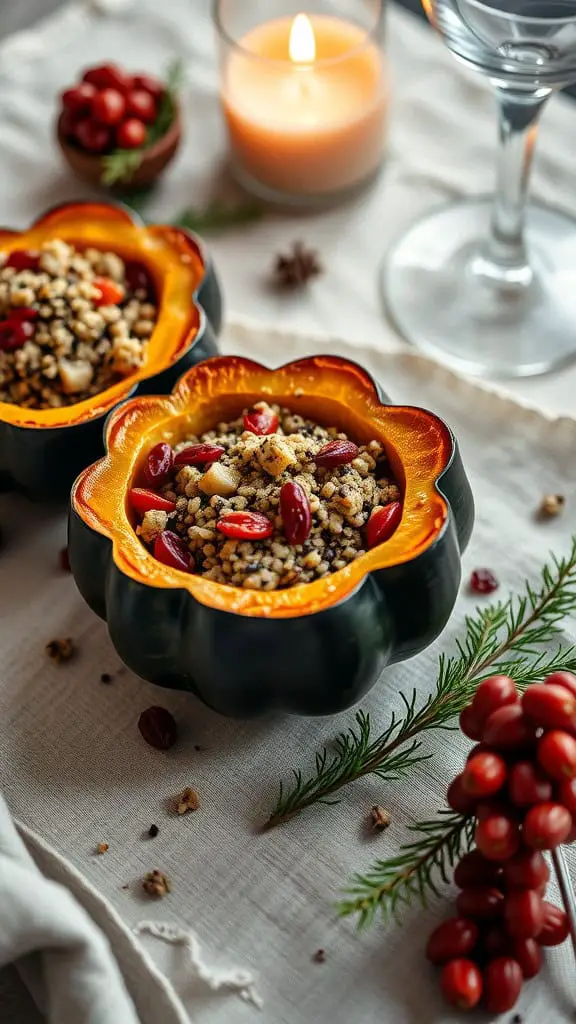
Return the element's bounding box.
[382,0,576,378]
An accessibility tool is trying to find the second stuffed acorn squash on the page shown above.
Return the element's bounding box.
[69,355,474,718]
[0,202,221,501]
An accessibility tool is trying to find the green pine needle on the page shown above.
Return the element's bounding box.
[338,812,475,927]
[264,534,576,831]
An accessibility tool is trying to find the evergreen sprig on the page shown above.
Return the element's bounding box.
[265,535,576,830]
[339,812,475,928]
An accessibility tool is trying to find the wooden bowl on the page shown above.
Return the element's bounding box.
[56,106,182,190]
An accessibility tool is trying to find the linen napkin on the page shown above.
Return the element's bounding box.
[0,792,141,1024]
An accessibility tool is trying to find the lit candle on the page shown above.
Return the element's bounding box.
[219,12,387,202]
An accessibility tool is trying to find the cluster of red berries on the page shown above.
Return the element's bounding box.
[60,63,166,155]
[427,671,576,1014]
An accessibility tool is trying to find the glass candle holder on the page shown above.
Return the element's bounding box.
[213,0,387,206]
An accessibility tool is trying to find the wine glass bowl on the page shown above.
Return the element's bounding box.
[382,0,576,377]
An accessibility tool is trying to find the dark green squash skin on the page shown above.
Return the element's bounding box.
[68,380,474,719]
[0,242,221,503]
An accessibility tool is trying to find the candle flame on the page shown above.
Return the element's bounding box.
[289,13,316,65]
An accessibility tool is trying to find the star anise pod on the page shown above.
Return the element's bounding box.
[273,241,322,289]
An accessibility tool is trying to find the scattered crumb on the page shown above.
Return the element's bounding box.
[100,672,113,683]
[511,1015,523,1024]
[312,949,326,963]
[148,824,159,838]
[175,787,200,815]
[96,842,109,855]
[538,493,565,519]
[46,638,75,663]
[370,805,391,831]
[142,869,171,898]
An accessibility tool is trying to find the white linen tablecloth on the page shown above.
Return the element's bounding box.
[1,2,576,1023]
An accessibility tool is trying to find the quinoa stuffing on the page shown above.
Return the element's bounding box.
[0,240,157,408]
[131,402,402,591]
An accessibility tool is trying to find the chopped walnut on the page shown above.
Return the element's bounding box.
[137,509,169,543]
[46,638,75,663]
[257,435,298,477]
[370,805,391,831]
[175,787,200,815]
[142,869,171,898]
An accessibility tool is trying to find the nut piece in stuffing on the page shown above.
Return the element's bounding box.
[175,787,200,815]
[142,869,171,898]
[257,435,298,477]
[58,358,94,395]
[137,509,169,543]
[199,463,240,497]
[46,638,75,663]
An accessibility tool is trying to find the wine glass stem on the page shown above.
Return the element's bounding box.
[482,87,550,285]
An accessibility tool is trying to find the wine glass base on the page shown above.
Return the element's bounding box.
[382,198,576,379]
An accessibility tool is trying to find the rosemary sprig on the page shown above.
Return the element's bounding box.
[265,536,576,829]
[339,812,475,928]
[171,199,263,233]
[101,58,183,187]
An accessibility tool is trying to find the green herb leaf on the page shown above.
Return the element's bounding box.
[172,200,264,233]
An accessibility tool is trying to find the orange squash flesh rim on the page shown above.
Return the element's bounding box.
[72,355,453,619]
[0,202,205,429]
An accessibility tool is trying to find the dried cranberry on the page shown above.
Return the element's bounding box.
[125,259,154,297]
[280,480,311,546]
[91,87,127,126]
[173,444,225,466]
[6,307,38,322]
[117,117,146,149]
[314,439,359,468]
[470,568,499,594]
[5,249,40,272]
[0,320,35,352]
[216,511,273,540]
[129,488,176,516]
[153,530,194,573]
[138,705,177,750]
[243,407,279,435]
[367,502,402,549]
[74,118,112,154]
[144,442,174,487]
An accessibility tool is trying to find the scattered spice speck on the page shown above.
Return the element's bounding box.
[370,805,391,831]
[46,637,75,663]
[312,949,326,963]
[59,546,71,572]
[511,1015,523,1024]
[273,241,322,289]
[96,842,109,855]
[148,824,159,838]
[175,787,200,815]
[100,672,113,684]
[538,493,565,519]
[194,744,201,752]
[142,869,171,898]
[121,884,129,890]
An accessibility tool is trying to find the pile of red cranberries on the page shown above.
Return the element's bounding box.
[427,671,576,1013]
